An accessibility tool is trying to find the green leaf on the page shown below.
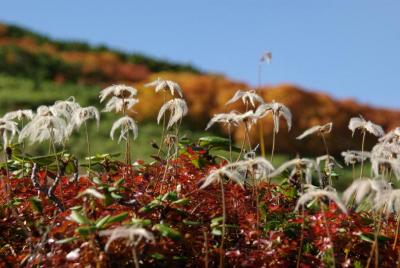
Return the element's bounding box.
[198,136,240,152]
[110,192,123,199]
[29,197,43,214]
[92,177,103,185]
[55,237,77,244]
[114,178,125,187]
[106,212,129,225]
[162,191,178,202]
[182,219,202,226]
[211,217,223,227]
[150,253,166,260]
[153,223,182,241]
[10,198,23,207]
[75,226,96,236]
[359,233,374,243]
[95,215,111,229]
[131,218,152,227]
[31,152,64,166]
[140,199,163,213]
[211,228,222,236]
[69,210,91,225]
[171,198,189,206]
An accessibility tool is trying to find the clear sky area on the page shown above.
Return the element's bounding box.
[2,0,400,108]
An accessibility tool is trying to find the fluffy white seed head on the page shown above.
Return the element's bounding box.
[145,78,183,97]
[100,226,154,251]
[342,178,391,205]
[102,96,139,113]
[373,189,400,217]
[3,109,34,121]
[19,107,68,145]
[205,111,242,130]
[200,167,244,189]
[255,101,292,133]
[296,122,333,140]
[295,189,347,214]
[0,118,19,147]
[110,116,138,143]
[348,116,384,137]
[341,150,371,166]
[70,106,100,131]
[99,84,137,103]
[268,158,317,185]
[157,98,188,129]
[225,89,264,108]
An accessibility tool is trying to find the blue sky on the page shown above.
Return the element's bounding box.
[2,0,400,108]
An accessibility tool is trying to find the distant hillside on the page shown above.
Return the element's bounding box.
[0,22,200,85]
[0,22,399,156]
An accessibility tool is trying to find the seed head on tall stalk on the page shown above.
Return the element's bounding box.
[295,189,347,268]
[110,116,138,165]
[199,167,243,268]
[297,122,333,157]
[100,84,138,165]
[341,150,371,181]
[19,105,69,170]
[268,157,318,186]
[349,116,385,178]
[343,178,390,208]
[255,100,292,162]
[0,118,19,199]
[69,106,100,178]
[372,189,400,251]
[316,155,342,188]
[3,109,34,176]
[236,111,260,161]
[224,157,274,232]
[257,51,272,158]
[157,98,188,158]
[205,111,241,162]
[225,89,264,109]
[145,78,183,156]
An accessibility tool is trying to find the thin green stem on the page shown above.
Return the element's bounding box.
[158,91,167,157]
[360,131,366,178]
[84,122,92,178]
[296,207,305,268]
[228,124,232,162]
[393,213,400,250]
[270,130,276,162]
[319,200,336,268]
[219,179,226,268]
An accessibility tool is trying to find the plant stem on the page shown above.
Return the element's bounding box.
[320,133,330,156]
[257,64,266,159]
[296,207,305,268]
[360,131,366,178]
[393,213,400,250]
[132,247,139,268]
[203,228,209,268]
[259,121,266,158]
[219,180,226,268]
[270,130,276,162]
[2,148,11,202]
[366,208,383,268]
[84,122,92,178]
[228,124,232,162]
[158,91,167,157]
[319,200,336,268]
